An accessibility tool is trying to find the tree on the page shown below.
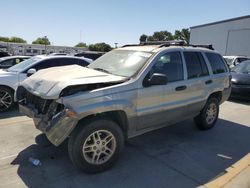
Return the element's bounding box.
[147,36,155,41]
[146,30,174,42]
[139,34,148,43]
[75,42,87,48]
[0,36,10,42]
[0,36,26,43]
[9,37,26,43]
[139,28,190,43]
[32,36,50,45]
[174,28,190,44]
[152,32,165,41]
[88,43,112,52]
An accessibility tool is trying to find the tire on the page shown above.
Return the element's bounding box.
[0,86,14,112]
[68,118,124,173]
[194,97,219,130]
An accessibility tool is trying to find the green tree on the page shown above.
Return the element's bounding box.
[75,42,87,48]
[32,36,51,45]
[88,43,112,52]
[152,31,174,41]
[9,37,26,43]
[139,28,190,43]
[0,36,10,42]
[174,28,190,44]
[139,34,148,43]
[147,36,155,41]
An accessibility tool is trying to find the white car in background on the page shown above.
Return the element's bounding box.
[223,55,250,68]
[0,55,92,112]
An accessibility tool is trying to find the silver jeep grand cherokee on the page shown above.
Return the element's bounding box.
[16,42,231,173]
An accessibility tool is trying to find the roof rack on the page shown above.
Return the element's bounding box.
[122,40,214,50]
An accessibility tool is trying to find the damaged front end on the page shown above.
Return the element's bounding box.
[16,86,78,146]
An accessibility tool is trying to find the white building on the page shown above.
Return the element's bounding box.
[190,15,250,56]
[0,42,87,56]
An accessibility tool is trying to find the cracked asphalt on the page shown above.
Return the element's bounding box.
[0,100,250,188]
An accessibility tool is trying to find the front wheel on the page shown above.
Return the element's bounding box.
[194,98,219,130]
[68,119,124,173]
[0,86,14,112]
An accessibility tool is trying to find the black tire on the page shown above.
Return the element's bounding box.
[68,118,124,173]
[0,86,14,112]
[194,98,219,130]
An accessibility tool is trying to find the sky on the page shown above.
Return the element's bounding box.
[1,0,249,47]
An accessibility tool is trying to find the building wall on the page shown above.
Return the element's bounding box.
[0,42,87,56]
[190,17,250,56]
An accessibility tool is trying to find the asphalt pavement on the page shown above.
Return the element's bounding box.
[0,100,249,188]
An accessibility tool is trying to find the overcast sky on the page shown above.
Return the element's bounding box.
[1,0,249,47]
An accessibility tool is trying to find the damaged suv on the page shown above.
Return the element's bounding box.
[17,42,231,173]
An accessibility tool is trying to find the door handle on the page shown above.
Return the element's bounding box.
[205,80,213,84]
[175,85,187,91]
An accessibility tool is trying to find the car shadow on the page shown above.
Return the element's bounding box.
[0,105,24,119]
[228,98,250,105]
[11,119,250,188]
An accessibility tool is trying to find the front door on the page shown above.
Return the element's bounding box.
[136,51,187,130]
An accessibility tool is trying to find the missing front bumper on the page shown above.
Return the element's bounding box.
[19,104,78,146]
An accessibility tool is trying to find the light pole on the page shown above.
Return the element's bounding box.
[44,36,47,54]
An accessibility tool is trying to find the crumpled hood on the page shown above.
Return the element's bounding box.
[21,65,126,99]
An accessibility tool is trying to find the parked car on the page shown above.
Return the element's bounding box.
[48,53,68,56]
[17,42,231,173]
[0,56,30,69]
[230,60,250,100]
[0,55,92,112]
[223,55,250,68]
[0,51,10,58]
[75,51,105,60]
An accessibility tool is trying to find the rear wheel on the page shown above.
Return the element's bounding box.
[68,118,124,173]
[0,86,14,112]
[194,98,219,130]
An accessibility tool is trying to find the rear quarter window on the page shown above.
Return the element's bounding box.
[205,53,228,74]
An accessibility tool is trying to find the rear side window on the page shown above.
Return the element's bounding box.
[32,58,79,70]
[205,53,227,74]
[238,58,249,63]
[78,59,89,67]
[184,52,209,79]
[0,59,15,66]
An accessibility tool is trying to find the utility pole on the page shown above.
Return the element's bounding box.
[44,36,47,54]
[80,30,82,42]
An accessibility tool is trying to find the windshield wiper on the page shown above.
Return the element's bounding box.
[93,68,112,74]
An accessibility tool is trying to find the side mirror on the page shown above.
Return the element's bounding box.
[27,68,36,77]
[146,73,168,86]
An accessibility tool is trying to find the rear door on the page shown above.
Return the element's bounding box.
[204,52,230,92]
[182,51,211,117]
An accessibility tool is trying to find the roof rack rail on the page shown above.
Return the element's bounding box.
[122,40,186,47]
[122,40,214,50]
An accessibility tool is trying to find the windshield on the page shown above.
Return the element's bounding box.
[7,57,41,72]
[88,50,152,77]
[224,57,234,66]
[231,61,250,74]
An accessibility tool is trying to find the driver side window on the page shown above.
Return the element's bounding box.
[150,51,184,82]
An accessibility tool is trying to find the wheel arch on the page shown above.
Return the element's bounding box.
[0,85,15,94]
[74,110,129,139]
[208,91,222,103]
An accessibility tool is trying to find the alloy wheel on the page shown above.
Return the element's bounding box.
[82,130,116,165]
[205,103,217,124]
[0,90,12,111]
